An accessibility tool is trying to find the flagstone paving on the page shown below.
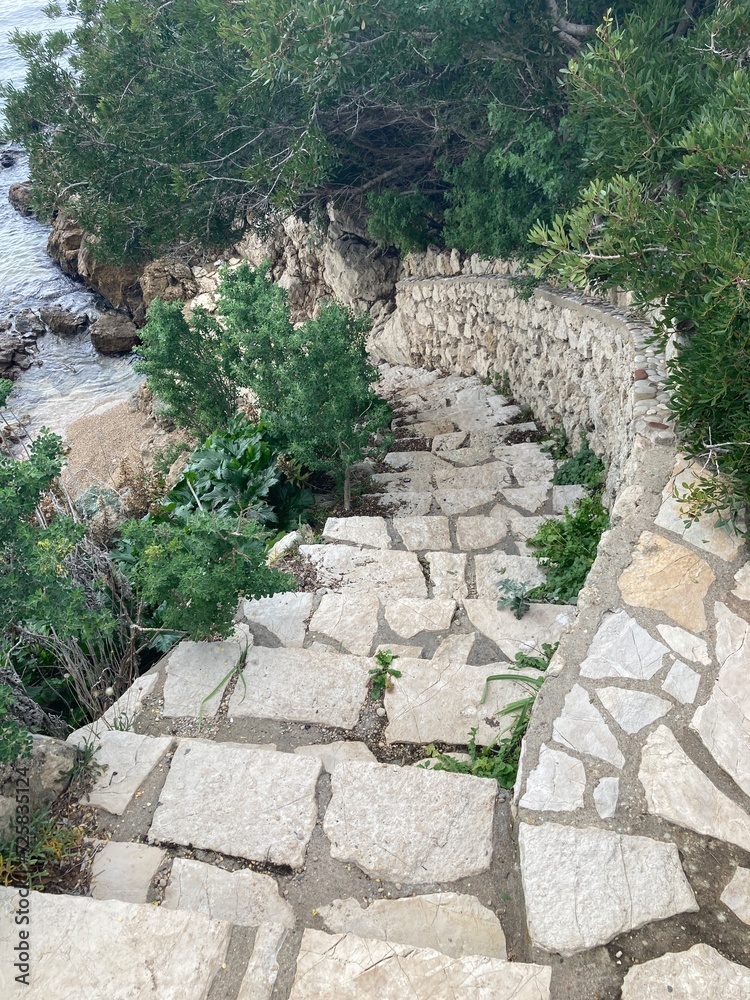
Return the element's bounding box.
[21,362,750,999]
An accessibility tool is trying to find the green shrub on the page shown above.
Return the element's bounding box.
[527,494,609,604]
[366,190,437,253]
[0,684,32,764]
[552,438,605,489]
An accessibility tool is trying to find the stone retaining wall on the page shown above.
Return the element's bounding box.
[371,264,673,497]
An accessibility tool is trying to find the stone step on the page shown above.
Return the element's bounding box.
[299,543,428,598]
[287,929,551,1000]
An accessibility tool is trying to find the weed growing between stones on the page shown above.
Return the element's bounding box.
[526,495,609,604]
[368,649,402,701]
[552,438,605,490]
[496,578,533,620]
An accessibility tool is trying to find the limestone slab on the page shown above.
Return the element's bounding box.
[621,943,750,1000]
[319,892,506,959]
[149,742,322,867]
[427,551,468,599]
[464,599,575,660]
[720,867,750,924]
[308,592,380,655]
[519,822,698,956]
[240,592,314,648]
[455,515,508,551]
[520,744,586,812]
[393,515,451,550]
[229,646,370,729]
[618,531,715,631]
[552,484,586,513]
[376,643,423,658]
[383,452,449,473]
[69,730,172,816]
[100,672,158,732]
[294,740,376,772]
[552,684,625,768]
[0,888,231,999]
[163,641,241,718]
[163,858,294,927]
[639,725,750,853]
[300,544,428,598]
[372,470,433,492]
[500,484,550,512]
[432,430,467,451]
[661,660,701,704]
[322,516,391,549]
[593,776,619,819]
[495,443,554,487]
[507,513,547,543]
[439,446,494,466]
[91,841,166,904]
[237,923,288,1000]
[691,602,750,797]
[323,761,496,882]
[434,487,498,514]
[288,929,550,1000]
[597,687,672,734]
[434,461,511,492]
[384,597,456,638]
[476,552,545,598]
[580,610,668,681]
[656,623,711,666]
[655,463,745,560]
[369,491,433,515]
[733,562,750,601]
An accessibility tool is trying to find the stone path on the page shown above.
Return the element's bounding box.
[2,364,749,999]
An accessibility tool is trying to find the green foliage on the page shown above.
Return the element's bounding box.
[366,190,438,253]
[552,438,605,488]
[531,0,750,525]
[513,641,560,672]
[0,379,13,409]
[135,300,240,439]
[496,578,532,620]
[542,426,569,461]
[115,512,293,640]
[527,494,609,603]
[369,649,402,701]
[0,806,84,890]
[0,685,33,763]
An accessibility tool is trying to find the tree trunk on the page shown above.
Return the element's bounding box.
[344,466,351,511]
[0,662,67,739]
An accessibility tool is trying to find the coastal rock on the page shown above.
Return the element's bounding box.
[89,311,140,354]
[8,180,34,217]
[13,309,44,335]
[141,257,198,309]
[78,241,143,319]
[39,305,89,336]
[46,211,84,277]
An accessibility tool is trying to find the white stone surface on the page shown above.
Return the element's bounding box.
[294,740,376,772]
[552,684,625,768]
[691,602,750,797]
[720,867,750,924]
[163,858,294,927]
[149,742,322,867]
[288,929,551,1000]
[661,660,701,704]
[237,923,288,1000]
[384,597,456,638]
[319,892,507,959]
[656,623,711,666]
[455,515,508,551]
[500,484,550,512]
[393,515,451,550]
[369,491,433,515]
[323,516,392,549]
[434,487,498,514]
[101,673,158,731]
[240,592,314,648]
[309,592,380,655]
[519,744,586,812]
[384,637,539,745]
[229,646,370,728]
[580,610,668,680]
[376,643,423,658]
[163,641,242,718]
[432,430,467,451]
[69,730,172,816]
[507,513,547,542]
[300,544,428,598]
[733,562,750,601]
[475,553,545,598]
[639,725,750,853]
[597,687,672,734]
[324,761,496,882]
[427,551,468,600]
[655,465,745,560]
[593,777,619,819]
[621,943,750,1000]
[552,484,586,513]
[0,888,231,999]
[384,452,449,473]
[439,446,494,467]
[464,599,575,660]
[91,841,166,904]
[495,444,554,487]
[519,822,698,956]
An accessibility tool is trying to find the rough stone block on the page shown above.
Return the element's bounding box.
[163,641,242,718]
[163,858,294,927]
[90,841,166,904]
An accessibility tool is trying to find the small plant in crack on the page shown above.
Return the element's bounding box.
[369,649,402,701]
[198,639,249,731]
[496,577,533,619]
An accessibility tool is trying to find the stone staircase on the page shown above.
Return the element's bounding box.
[1,363,748,999]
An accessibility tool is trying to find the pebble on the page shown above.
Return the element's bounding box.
[376,707,386,717]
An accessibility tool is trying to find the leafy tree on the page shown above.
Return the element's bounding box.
[530,0,750,525]
[1,0,632,263]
